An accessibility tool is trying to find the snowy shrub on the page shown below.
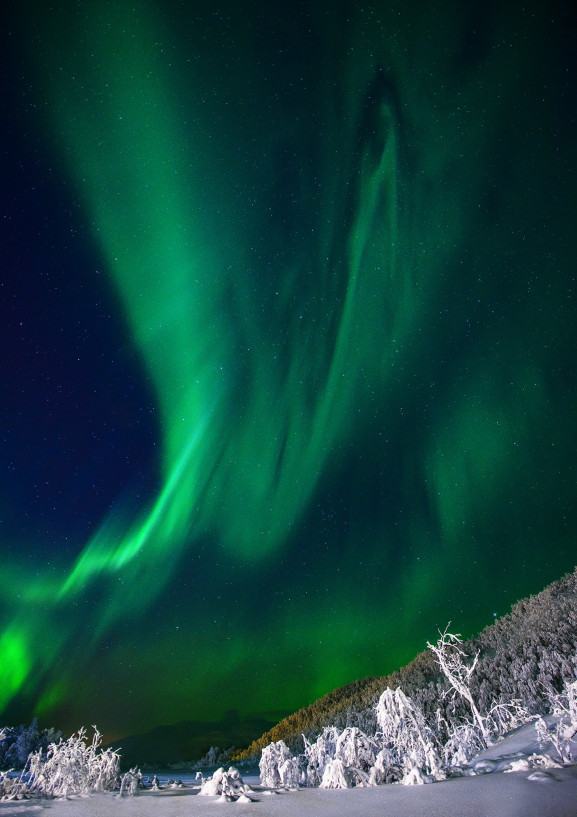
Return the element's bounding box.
[541,679,577,764]
[485,699,534,740]
[26,727,119,797]
[302,728,340,787]
[442,719,487,767]
[0,770,31,801]
[307,727,376,788]
[259,740,293,787]
[335,727,378,771]
[199,766,251,800]
[375,687,444,782]
[199,767,226,796]
[368,748,401,785]
[221,767,251,799]
[319,758,354,789]
[278,757,301,788]
[119,767,142,796]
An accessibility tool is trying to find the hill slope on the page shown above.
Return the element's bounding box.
[235,566,577,760]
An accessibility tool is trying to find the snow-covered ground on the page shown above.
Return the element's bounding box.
[1,771,577,817]
[2,722,576,817]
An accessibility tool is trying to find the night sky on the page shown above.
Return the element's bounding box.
[1,0,576,745]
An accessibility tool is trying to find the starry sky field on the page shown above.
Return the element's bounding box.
[1,0,576,746]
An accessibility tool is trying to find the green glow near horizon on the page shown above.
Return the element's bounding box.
[0,626,31,712]
[1,0,576,739]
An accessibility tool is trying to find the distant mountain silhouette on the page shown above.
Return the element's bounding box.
[105,709,287,768]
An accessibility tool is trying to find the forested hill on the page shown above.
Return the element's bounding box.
[235,567,577,760]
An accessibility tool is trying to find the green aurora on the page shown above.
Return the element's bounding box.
[1,0,576,743]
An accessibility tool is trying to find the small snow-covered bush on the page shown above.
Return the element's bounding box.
[26,727,119,797]
[442,719,486,767]
[368,747,401,785]
[319,758,354,789]
[199,766,252,799]
[119,767,142,796]
[0,770,30,801]
[259,740,293,787]
[541,680,577,764]
[199,767,226,796]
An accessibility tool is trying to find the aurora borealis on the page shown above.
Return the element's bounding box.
[2,0,576,747]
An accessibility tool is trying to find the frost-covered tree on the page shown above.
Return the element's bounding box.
[11,719,39,770]
[278,757,301,788]
[368,747,401,785]
[427,627,490,745]
[375,687,444,782]
[319,758,354,789]
[302,726,340,786]
[541,679,577,764]
[335,727,378,771]
[441,719,486,767]
[194,745,234,769]
[307,727,377,789]
[259,740,293,787]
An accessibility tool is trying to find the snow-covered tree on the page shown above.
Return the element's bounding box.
[319,758,354,789]
[278,757,301,788]
[194,745,234,769]
[10,719,39,769]
[368,747,401,785]
[302,726,340,786]
[427,627,490,745]
[335,727,378,771]
[259,740,293,787]
[542,679,577,764]
[307,727,377,788]
[375,687,444,782]
[442,719,486,767]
